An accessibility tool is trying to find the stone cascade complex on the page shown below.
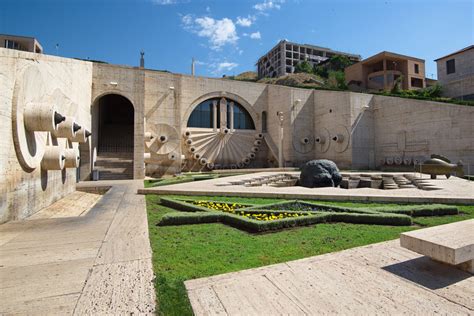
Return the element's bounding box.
[1,47,474,222]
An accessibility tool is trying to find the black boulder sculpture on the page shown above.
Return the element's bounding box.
[299,159,342,188]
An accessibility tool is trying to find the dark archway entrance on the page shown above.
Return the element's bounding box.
[97,94,134,153]
[94,94,134,180]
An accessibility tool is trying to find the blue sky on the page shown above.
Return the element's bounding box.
[1,0,472,79]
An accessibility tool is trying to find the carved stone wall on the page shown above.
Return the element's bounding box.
[2,48,473,223]
[0,48,92,222]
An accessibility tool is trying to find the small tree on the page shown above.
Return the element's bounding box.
[390,75,403,94]
[313,64,328,78]
[294,61,313,74]
[328,55,352,72]
[327,71,348,90]
[422,84,443,98]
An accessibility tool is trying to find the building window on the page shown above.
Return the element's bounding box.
[446,59,455,74]
[5,40,21,50]
[411,77,423,88]
[233,103,255,129]
[187,100,213,128]
[414,64,419,74]
[187,98,255,130]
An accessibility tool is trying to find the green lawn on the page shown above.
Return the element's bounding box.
[146,194,474,316]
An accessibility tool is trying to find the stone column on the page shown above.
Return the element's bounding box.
[229,101,234,131]
[219,98,227,132]
[383,59,387,90]
[212,100,217,131]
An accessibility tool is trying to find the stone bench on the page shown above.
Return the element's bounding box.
[400,219,473,274]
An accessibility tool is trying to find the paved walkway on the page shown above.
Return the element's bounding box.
[140,172,474,204]
[0,180,155,315]
[186,239,474,315]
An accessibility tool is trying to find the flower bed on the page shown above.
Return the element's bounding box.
[190,201,246,213]
[189,200,310,221]
[157,197,459,232]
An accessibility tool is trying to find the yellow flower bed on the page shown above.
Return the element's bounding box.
[239,211,309,221]
[190,200,309,221]
[191,201,246,213]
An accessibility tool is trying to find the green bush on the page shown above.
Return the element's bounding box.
[373,204,458,217]
[158,212,223,225]
[156,198,460,232]
[160,197,211,212]
[328,213,412,226]
[294,61,313,74]
[249,200,380,215]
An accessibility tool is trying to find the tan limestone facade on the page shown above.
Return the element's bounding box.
[1,48,473,222]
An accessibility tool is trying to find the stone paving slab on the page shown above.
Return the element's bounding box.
[0,180,156,315]
[185,239,474,315]
[139,172,474,204]
[27,190,102,220]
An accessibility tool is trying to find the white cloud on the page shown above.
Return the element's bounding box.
[217,62,238,72]
[253,0,284,11]
[181,14,193,25]
[181,15,239,50]
[236,16,254,27]
[209,61,239,75]
[249,31,261,39]
[152,0,188,5]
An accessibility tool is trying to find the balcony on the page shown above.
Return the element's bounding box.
[367,70,402,90]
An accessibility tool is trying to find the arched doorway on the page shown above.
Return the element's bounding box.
[97,94,134,153]
[93,94,134,180]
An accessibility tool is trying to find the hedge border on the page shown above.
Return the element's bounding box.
[157,198,415,232]
[247,200,381,215]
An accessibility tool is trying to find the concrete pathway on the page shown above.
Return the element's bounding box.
[140,172,474,204]
[0,180,155,315]
[186,239,474,315]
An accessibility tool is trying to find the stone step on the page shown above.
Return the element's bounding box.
[97,152,133,158]
[96,157,133,163]
[95,160,133,168]
[98,172,133,180]
[95,167,133,174]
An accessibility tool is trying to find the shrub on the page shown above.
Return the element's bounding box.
[328,213,412,226]
[373,204,458,217]
[158,212,223,226]
[294,61,313,74]
[157,198,458,232]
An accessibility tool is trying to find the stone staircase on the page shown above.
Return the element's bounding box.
[95,152,134,180]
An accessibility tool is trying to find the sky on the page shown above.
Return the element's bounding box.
[1,0,473,79]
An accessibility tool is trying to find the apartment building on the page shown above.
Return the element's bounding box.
[0,34,43,53]
[345,51,425,91]
[257,40,360,79]
[435,45,474,100]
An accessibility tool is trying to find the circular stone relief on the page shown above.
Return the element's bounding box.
[145,123,180,155]
[292,129,314,154]
[314,127,331,153]
[331,125,351,153]
[12,65,49,171]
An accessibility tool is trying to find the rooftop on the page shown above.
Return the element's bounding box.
[356,51,425,65]
[434,45,474,61]
[257,40,361,63]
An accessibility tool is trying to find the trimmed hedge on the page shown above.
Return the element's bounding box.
[160,197,212,212]
[372,204,458,217]
[158,211,331,232]
[222,213,330,232]
[248,200,380,215]
[158,212,223,225]
[156,198,461,232]
[328,213,412,226]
